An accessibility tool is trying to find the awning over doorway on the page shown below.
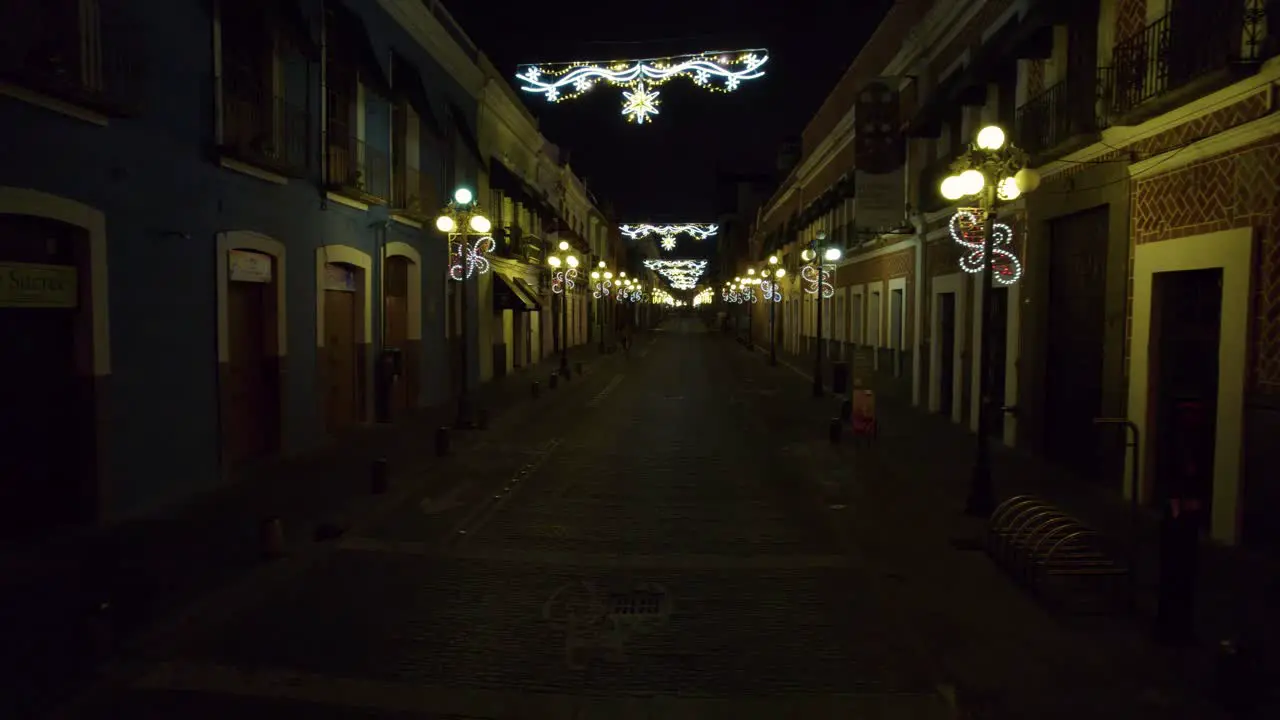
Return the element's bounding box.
[494,273,540,311]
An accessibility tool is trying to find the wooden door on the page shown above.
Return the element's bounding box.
[1045,207,1108,476]
[1151,269,1222,521]
[226,278,277,463]
[939,292,957,417]
[0,215,83,537]
[325,289,359,432]
[383,256,410,418]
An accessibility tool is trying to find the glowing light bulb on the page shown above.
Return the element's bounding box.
[940,175,967,201]
[959,169,985,196]
[435,215,456,233]
[976,125,1006,151]
[453,188,473,205]
[558,240,569,251]
[566,255,578,268]
[548,256,562,268]
[997,177,1021,201]
[468,215,491,233]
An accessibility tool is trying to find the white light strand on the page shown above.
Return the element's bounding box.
[642,258,708,290]
[516,50,768,124]
[592,279,612,299]
[551,267,578,294]
[801,264,834,298]
[949,210,1023,285]
[759,280,782,302]
[693,288,714,306]
[448,235,494,281]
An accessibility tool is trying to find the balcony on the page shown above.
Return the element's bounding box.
[1110,7,1247,124]
[1015,71,1112,162]
[222,71,308,177]
[326,133,391,204]
[0,0,142,117]
[390,165,439,221]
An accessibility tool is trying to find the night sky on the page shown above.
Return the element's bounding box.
[447,0,895,221]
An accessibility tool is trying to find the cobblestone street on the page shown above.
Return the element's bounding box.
[61,318,950,719]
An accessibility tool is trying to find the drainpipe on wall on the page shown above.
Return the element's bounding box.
[318,6,329,210]
[907,136,925,409]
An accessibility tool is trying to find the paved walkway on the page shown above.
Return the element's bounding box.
[0,341,621,720]
[760,342,1277,718]
[60,319,952,719]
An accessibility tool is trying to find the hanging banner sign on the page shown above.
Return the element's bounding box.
[0,262,78,308]
[854,79,906,234]
[228,249,273,283]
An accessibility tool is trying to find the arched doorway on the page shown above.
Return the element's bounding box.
[216,232,286,467]
[0,214,94,536]
[317,245,371,434]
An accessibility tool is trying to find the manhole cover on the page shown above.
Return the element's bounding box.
[609,591,665,616]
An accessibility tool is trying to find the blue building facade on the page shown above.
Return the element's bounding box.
[0,0,480,535]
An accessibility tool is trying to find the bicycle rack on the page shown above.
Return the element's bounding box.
[986,495,1131,614]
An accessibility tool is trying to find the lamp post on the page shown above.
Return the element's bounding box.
[591,260,613,352]
[546,240,579,377]
[803,232,842,397]
[939,124,1040,517]
[765,255,785,366]
[436,187,492,428]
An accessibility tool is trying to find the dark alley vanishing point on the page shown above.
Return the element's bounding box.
[44,318,1224,720]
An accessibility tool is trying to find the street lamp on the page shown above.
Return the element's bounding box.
[939,124,1041,517]
[437,186,492,428]
[803,232,841,397]
[547,240,579,376]
[591,260,614,352]
[764,255,785,365]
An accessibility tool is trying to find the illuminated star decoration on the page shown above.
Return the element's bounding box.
[620,223,718,253]
[448,236,494,281]
[622,82,660,124]
[759,280,782,302]
[517,50,768,124]
[801,264,834,298]
[950,209,1022,285]
[551,267,577,294]
[642,258,707,290]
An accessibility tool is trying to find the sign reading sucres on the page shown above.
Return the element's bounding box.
[0,262,78,308]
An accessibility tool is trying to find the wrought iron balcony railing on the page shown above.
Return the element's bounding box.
[1110,7,1239,118]
[0,0,141,115]
[326,133,391,203]
[222,69,308,176]
[1015,70,1112,158]
[390,166,439,220]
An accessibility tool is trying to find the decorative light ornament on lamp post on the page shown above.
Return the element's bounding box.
[938,124,1041,517]
[763,255,785,366]
[436,187,492,429]
[802,233,841,397]
[546,240,579,376]
[591,261,613,352]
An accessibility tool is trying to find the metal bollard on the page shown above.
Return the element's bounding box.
[531,381,540,398]
[435,426,451,456]
[828,417,842,444]
[549,373,559,389]
[260,517,285,560]
[840,399,853,422]
[370,458,389,494]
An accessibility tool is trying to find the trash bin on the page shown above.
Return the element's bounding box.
[831,361,850,395]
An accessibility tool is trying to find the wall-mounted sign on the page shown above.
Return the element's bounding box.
[854,79,906,234]
[324,263,358,292]
[228,249,273,283]
[0,262,78,308]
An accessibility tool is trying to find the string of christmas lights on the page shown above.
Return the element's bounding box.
[551,267,578,294]
[517,50,768,124]
[801,264,834,298]
[448,236,494,281]
[620,223,718,252]
[949,209,1023,285]
[642,258,707,290]
[759,280,782,302]
[693,288,714,306]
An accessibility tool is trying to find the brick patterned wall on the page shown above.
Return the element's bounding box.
[1130,136,1280,394]
[1115,0,1147,44]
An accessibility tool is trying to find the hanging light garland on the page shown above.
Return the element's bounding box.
[448,236,494,281]
[517,50,768,124]
[759,279,782,302]
[620,223,718,253]
[949,209,1023,285]
[801,264,834,298]
[693,288,714,306]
